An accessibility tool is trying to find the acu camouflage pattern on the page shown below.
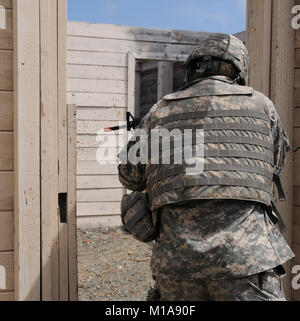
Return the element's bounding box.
[150,200,294,281]
[117,74,294,299]
[184,33,249,85]
[146,76,274,211]
[121,191,156,243]
[157,267,286,301]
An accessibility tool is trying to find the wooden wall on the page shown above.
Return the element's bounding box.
[293,0,300,302]
[247,0,297,301]
[67,22,193,227]
[67,22,244,228]
[0,0,14,301]
[0,0,77,301]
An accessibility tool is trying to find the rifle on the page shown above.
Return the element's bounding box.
[104,112,141,132]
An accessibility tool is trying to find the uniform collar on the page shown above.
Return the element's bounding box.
[163,76,253,100]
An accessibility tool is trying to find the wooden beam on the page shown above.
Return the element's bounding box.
[246,0,272,95]
[157,61,173,101]
[127,52,136,116]
[57,0,68,301]
[269,0,295,300]
[40,0,59,301]
[0,92,13,131]
[67,104,78,301]
[57,0,67,193]
[0,212,13,251]
[13,0,40,301]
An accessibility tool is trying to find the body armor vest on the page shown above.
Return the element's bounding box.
[146,76,274,211]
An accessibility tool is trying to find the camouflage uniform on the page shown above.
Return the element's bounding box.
[118,34,295,301]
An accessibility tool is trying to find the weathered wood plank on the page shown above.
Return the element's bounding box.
[0,212,13,251]
[127,52,135,117]
[295,187,300,207]
[67,104,78,301]
[0,172,13,211]
[295,128,300,148]
[246,0,272,96]
[57,0,68,301]
[40,0,59,301]
[0,0,12,9]
[294,108,300,128]
[295,48,300,68]
[67,64,127,81]
[76,107,126,121]
[67,51,127,67]
[0,291,14,301]
[0,50,12,90]
[57,0,67,195]
[77,162,118,175]
[294,225,300,245]
[67,79,127,94]
[77,175,122,189]
[0,132,13,170]
[67,36,196,55]
[0,251,13,292]
[13,0,40,301]
[77,120,125,134]
[67,21,209,45]
[157,61,173,101]
[77,215,122,228]
[77,202,120,216]
[0,8,12,49]
[67,92,127,107]
[78,147,119,162]
[77,188,123,202]
[0,92,13,131]
[294,88,300,107]
[293,244,300,263]
[295,69,300,88]
[77,135,124,148]
[295,150,300,187]
[294,206,300,226]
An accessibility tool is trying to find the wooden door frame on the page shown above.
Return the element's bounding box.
[127,51,188,117]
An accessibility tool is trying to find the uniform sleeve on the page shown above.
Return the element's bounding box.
[117,110,152,191]
[268,100,291,176]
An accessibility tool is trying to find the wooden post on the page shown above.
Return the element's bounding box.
[57,0,69,301]
[269,0,295,300]
[40,0,59,301]
[246,0,272,95]
[247,0,295,300]
[127,52,136,116]
[13,0,41,301]
[67,104,78,301]
[157,61,173,100]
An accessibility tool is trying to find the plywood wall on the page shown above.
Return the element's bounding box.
[0,0,14,301]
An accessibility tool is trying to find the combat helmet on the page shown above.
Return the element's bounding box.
[184,33,249,85]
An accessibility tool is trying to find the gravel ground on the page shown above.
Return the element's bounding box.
[77,226,155,301]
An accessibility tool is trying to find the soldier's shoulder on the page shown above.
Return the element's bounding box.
[247,86,273,105]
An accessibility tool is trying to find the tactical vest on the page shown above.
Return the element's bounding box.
[146,76,275,211]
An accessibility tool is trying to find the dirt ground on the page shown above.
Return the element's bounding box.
[77,227,155,301]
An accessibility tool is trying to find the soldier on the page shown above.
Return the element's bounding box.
[118,33,295,301]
